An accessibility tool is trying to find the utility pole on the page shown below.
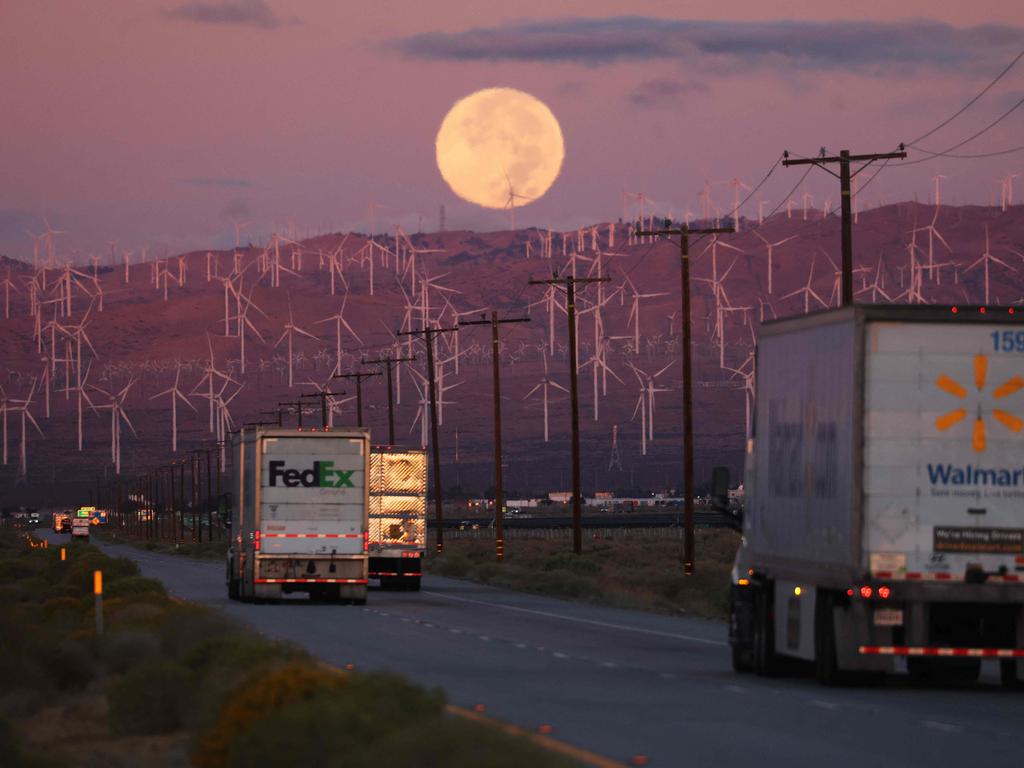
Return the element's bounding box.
[782,146,906,306]
[528,273,609,555]
[458,312,530,562]
[332,371,380,428]
[300,390,345,428]
[361,353,416,445]
[637,221,732,575]
[397,324,458,553]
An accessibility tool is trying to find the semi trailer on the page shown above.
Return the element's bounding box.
[730,305,1024,687]
[227,426,370,603]
[368,447,427,590]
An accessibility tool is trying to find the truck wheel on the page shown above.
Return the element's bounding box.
[814,592,845,686]
[753,585,780,676]
[1000,660,1023,690]
[729,588,755,673]
[404,576,421,592]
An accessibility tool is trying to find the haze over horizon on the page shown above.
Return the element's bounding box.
[2,1,1024,258]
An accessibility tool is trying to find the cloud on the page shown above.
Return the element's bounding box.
[179,177,253,188]
[629,77,709,107]
[395,17,1022,75]
[163,0,297,29]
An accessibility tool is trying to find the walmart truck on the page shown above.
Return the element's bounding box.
[227,426,369,603]
[730,306,1024,687]
[368,447,427,590]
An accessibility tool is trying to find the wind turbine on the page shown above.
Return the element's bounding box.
[753,231,797,294]
[151,365,197,452]
[275,295,319,387]
[782,256,830,314]
[503,173,534,230]
[966,226,1014,304]
[92,379,136,474]
[315,293,363,374]
[523,352,568,443]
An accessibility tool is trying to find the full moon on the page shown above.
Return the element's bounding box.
[435,88,564,210]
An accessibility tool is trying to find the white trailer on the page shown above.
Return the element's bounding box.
[368,448,427,591]
[227,426,369,603]
[731,306,1024,687]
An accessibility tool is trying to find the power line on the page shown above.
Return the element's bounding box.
[906,46,1024,147]
[907,93,1024,165]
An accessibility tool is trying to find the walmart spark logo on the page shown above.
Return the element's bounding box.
[935,354,1023,452]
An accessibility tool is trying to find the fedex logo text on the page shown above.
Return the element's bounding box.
[268,460,355,488]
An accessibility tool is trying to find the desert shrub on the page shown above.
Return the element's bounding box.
[39,638,97,691]
[104,576,167,602]
[0,716,63,767]
[222,672,443,768]
[472,562,502,582]
[98,629,162,674]
[182,635,308,729]
[193,662,347,768]
[108,659,193,735]
[542,551,601,575]
[156,604,236,659]
[0,557,46,581]
[430,552,472,578]
[528,569,599,599]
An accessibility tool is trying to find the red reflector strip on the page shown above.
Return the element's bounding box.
[900,572,1020,583]
[859,646,1024,658]
[369,572,422,577]
[261,533,361,539]
[254,530,260,551]
[254,578,368,584]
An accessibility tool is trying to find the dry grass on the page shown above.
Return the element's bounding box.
[427,528,740,620]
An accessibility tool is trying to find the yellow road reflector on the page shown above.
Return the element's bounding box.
[93,570,103,596]
[61,547,66,561]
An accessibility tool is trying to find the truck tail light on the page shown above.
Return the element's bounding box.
[877,585,892,599]
[859,586,872,599]
[254,530,260,551]
[363,530,368,553]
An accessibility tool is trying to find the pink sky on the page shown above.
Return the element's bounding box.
[1,1,1022,258]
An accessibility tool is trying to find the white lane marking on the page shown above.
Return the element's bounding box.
[922,720,962,734]
[811,700,839,710]
[449,629,462,635]
[660,673,676,680]
[602,661,617,668]
[479,635,491,641]
[423,590,727,647]
[553,652,569,659]
[515,643,528,649]
[725,684,745,694]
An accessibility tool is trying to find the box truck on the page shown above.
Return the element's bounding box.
[226,426,369,603]
[730,306,1024,687]
[368,447,427,590]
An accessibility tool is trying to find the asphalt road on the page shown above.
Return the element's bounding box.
[43,530,1024,767]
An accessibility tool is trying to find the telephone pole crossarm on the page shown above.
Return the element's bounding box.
[361,353,416,445]
[781,146,907,306]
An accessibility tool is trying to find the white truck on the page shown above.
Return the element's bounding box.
[730,305,1024,687]
[226,426,370,604]
[368,447,427,591]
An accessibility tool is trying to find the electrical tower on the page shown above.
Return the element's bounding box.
[608,424,623,472]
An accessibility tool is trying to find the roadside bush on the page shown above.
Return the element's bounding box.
[193,662,347,768]
[542,551,601,575]
[528,568,599,599]
[430,551,472,578]
[41,638,98,691]
[104,575,167,602]
[98,629,162,674]
[183,635,309,729]
[0,716,63,768]
[221,672,443,767]
[157,604,236,658]
[107,659,193,735]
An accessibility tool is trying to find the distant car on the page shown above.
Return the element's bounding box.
[71,517,90,542]
[28,512,41,527]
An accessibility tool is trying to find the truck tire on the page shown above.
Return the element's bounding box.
[814,592,845,686]
[404,576,421,592]
[753,585,780,676]
[1000,660,1023,690]
[227,556,240,601]
[729,587,756,673]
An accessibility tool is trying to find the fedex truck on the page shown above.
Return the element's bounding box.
[227,426,370,604]
[730,306,1024,687]
[368,448,427,590]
